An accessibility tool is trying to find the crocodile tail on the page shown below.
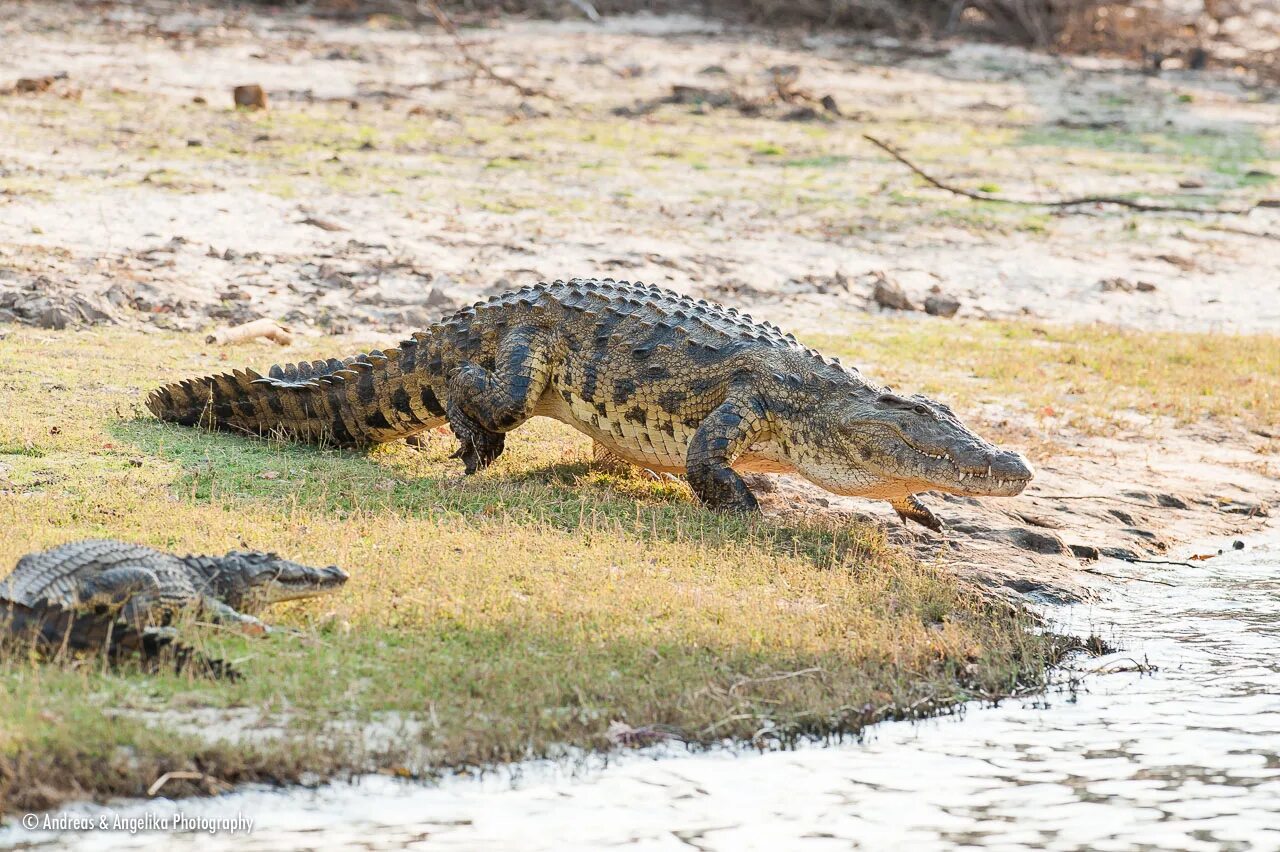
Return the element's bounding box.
[145,337,447,446]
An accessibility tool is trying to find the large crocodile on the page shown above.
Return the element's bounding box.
[0,540,348,677]
[147,279,1033,530]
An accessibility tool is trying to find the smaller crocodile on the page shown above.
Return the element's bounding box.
[0,540,348,678]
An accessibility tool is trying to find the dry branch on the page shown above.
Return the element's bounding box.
[415,0,554,100]
[1081,568,1176,586]
[863,134,1266,215]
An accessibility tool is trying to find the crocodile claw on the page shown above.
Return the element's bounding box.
[891,495,944,532]
[445,403,506,475]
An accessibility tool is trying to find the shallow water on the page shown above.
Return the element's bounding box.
[5,531,1279,851]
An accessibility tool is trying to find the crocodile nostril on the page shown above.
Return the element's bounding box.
[994,451,1034,481]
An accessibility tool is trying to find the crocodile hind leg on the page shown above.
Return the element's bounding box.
[132,627,240,681]
[446,327,560,475]
[686,394,769,513]
[591,441,639,476]
[445,406,506,475]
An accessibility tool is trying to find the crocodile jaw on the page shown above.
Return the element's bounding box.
[794,430,1033,501]
[252,565,350,605]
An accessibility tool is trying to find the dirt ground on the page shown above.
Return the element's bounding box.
[2,1,1277,602]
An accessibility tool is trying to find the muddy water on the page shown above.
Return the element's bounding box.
[6,532,1279,851]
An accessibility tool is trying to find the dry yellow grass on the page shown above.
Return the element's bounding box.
[813,320,1280,437]
[0,326,1053,814]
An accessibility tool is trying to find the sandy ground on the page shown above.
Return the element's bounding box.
[1,1,1277,601]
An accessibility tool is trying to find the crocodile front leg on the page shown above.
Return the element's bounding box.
[199,596,270,635]
[686,395,768,513]
[890,494,944,532]
[447,327,560,475]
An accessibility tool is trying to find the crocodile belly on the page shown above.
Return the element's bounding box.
[534,388,692,473]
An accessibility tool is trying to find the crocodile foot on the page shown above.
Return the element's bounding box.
[446,402,505,475]
[891,495,944,532]
[688,467,759,513]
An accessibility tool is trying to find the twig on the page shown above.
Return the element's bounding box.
[728,666,824,695]
[1081,656,1157,674]
[699,712,759,736]
[416,0,554,100]
[1028,493,1163,510]
[1081,568,1176,586]
[148,771,231,797]
[1205,224,1280,242]
[863,134,1265,215]
[1117,556,1198,569]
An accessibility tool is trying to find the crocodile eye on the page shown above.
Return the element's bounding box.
[913,405,930,416]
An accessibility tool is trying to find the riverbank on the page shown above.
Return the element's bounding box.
[12,528,1274,850]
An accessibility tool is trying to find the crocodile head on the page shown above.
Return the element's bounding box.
[206,551,349,611]
[800,389,1034,500]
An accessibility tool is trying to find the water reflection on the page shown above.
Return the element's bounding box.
[6,533,1279,851]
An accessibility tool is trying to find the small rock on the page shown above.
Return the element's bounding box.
[300,216,348,232]
[871,274,915,311]
[424,287,456,308]
[923,294,960,318]
[820,94,839,114]
[1010,528,1067,555]
[1108,508,1136,525]
[667,85,733,108]
[514,101,548,120]
[1156,254,1196,271]
[781,106,820,122]
[233,84,268,110]
[186,139,203,147]
[1099,277,1134,293]
[1069,544,1100,560]
[1135,281,1157,292]
[1178,177,1205,189]
[13,73,67,94]
[1233,540,1245,550]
